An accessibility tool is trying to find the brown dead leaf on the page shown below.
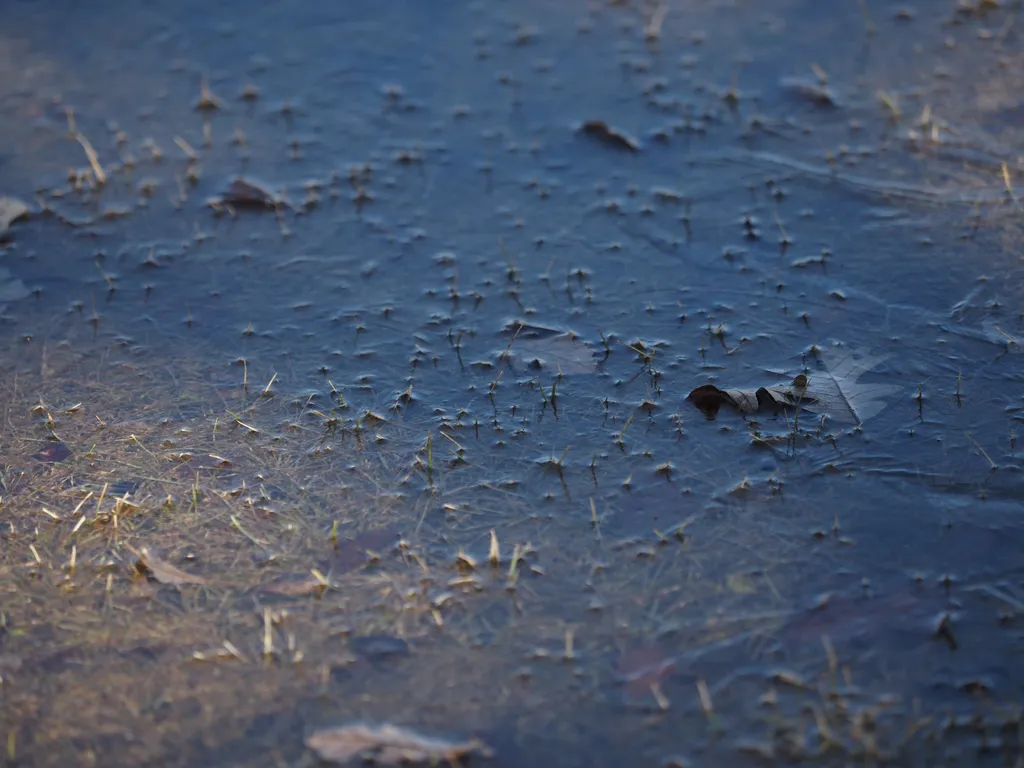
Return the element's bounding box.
[690,348,899,424]
[686,379,811,418]
[306,723,493,765]
[0,196,30,235]
[133,547,209,586]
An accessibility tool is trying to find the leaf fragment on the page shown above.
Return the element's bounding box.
[578,120,641,152]
[305,723,493,765]
[32,441,72,463]
[133,547,209,586]
[801,346,900,424]
[261,574,327,596]
[0,196,30,235]
[511,333,596,374]
[687,383,800,417]
[220,178,277,209]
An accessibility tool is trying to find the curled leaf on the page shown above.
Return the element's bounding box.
[32,440,72,463]
[688,380,817,418]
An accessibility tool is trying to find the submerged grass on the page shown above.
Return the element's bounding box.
[0,310,1018,765]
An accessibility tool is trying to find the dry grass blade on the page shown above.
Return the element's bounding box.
[133,547,209,586]
[306,723,493,765]
[75,132,107,185]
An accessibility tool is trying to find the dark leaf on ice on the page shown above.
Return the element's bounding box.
[32,441,71,463]
[578,120,641,152]
[932,611,958,650]
[755,381,813,413]
[306,722,493,765]
[688,347,897,424]
[221,178,277,208]
[687,384,736,417]
[0,196,30,236]
[511,334,597,374]
[349,634,410,662]
[133,547,209,586]
[688,380,816,418]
